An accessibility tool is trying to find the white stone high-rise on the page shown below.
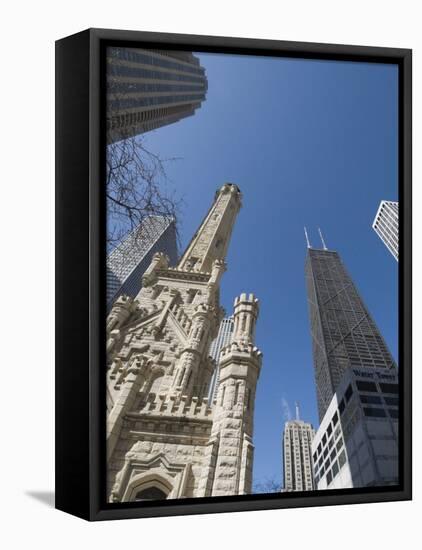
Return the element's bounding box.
[283,405,316,492]
[372,200,399,261]
[106,183,263,502]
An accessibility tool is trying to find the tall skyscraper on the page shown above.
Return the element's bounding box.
[106,216,178,312]
[207,316,234,402]
[106,47,208,143]
[106,184,262,501]
[305,232,397,421]
[372,200,399,261]
[283,404,316,492]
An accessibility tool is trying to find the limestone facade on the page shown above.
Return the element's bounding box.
[283,419,316,491]
[106,183,263,502]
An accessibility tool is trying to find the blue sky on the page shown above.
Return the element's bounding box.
[133,53,398,487]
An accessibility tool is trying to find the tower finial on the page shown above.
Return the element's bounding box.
[304,227,311,248]
[318,227,328,250]
[295,401,300,421]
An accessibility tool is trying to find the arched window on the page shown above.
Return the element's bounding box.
[234,381,241,405]
[134,486,168,501]
[220,385,226,406]
[246,388,251,410]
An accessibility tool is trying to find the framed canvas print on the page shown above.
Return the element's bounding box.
[55,28,412,521]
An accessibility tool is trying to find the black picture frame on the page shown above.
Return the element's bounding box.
[55,28,412,521]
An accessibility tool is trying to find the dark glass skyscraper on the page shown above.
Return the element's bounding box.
[305,246,397,421]
[107,216,178,312]
[106,47,208,143]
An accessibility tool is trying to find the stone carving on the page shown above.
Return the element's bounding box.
[106,184,262,501]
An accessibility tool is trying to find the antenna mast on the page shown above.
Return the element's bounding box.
[318,227,328,250]
[295,401,300,421]
[304,227,311,248]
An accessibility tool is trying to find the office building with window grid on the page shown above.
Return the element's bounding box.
[305,244,397,422]
[372,200,399,261]
[283,411,316,492]
[207,317,234,402]
[106,47,208,143]
[312,366,399,489]
[107,216,178,312]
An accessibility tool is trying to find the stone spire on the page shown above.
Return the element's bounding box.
[178,183,242,274]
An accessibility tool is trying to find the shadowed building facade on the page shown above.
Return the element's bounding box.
[305,242,397,422]
[106,216,178,313]
[106,184,262,501]
[311,366,399,490]
[207,316,234,403]
[106,47,208,143]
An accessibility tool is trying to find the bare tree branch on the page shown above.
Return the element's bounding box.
[105,57,183,255]
[106,134,182,249]
[253,477,283,494]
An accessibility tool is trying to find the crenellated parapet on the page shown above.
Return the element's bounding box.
[132,392,213,419]
[217,293,262,379]
[232,292,260,344]
[219,341,263,364]
[221,340,262,357]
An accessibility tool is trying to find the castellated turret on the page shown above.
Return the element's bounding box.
[210,293,262,496]
[106,183,262,502]
[232,292,259,343]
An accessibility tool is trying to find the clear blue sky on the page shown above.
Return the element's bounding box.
[139,52,398,488]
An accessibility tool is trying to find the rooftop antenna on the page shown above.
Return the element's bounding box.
[318,227,328,250]
[295,401,300,421]
[304,227,311,248]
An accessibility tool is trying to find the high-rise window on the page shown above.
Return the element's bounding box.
[372,200,398,261]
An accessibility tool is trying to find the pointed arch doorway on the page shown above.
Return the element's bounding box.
[123,470,175,502]
[134,486,168,501]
